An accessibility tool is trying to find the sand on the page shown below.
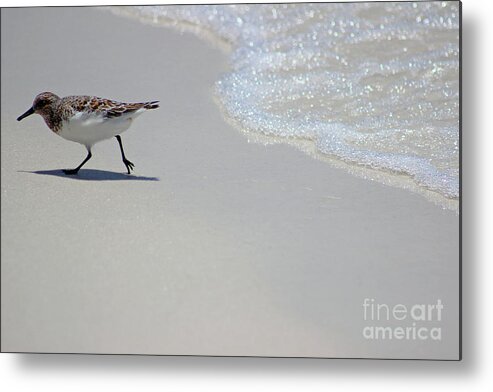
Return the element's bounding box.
[1,7,459,359]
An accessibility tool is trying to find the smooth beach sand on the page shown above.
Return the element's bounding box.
[1,7,459,359]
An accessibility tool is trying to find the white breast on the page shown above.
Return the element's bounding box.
[58,110,144,148]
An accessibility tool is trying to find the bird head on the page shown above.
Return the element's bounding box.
[17,92,61,121]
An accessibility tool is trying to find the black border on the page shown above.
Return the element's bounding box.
[0,0,462,361]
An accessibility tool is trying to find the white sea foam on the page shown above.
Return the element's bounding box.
[112,2,459,204]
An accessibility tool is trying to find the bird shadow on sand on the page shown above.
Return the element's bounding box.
[20,169,160,182]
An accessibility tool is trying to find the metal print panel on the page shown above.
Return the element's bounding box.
[1,1,461,359]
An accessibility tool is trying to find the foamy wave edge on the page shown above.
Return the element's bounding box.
[107,6,459,213]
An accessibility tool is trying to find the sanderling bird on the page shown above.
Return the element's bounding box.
[17,92,159,175]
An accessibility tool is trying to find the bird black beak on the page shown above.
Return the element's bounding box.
[17,107,35,121]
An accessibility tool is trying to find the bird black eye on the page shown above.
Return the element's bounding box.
[35,99,46,109]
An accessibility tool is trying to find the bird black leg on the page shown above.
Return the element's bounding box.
[115,135,134,174]
[63,148,92,175]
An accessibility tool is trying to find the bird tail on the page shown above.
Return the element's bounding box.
[144,101,159,110]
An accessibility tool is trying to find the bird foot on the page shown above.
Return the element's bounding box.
[63,169,79,175]
[123,159,135,174]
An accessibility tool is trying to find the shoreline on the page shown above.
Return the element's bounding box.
[1,7,459,359]
[111,6,459,212]
[212,94,460,213]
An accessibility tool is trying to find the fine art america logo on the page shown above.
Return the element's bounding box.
[362,298,443,341]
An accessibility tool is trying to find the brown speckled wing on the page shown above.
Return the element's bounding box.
[63,96,159,118]
[90,98,159,119]
[105,102,147,118]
